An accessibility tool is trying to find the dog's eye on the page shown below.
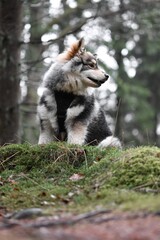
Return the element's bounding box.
[88,63,96,69]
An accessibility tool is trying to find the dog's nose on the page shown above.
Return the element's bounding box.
[105,74,109,80]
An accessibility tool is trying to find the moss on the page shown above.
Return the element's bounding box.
[0,143,160,213]
[105,146,160,189]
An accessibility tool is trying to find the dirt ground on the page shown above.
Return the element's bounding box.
[0,210,160,240]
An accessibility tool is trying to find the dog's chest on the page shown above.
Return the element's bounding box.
[54,90,76,132]
[54,90,76,115]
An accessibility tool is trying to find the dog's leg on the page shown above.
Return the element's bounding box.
[66,121,87,145]
[37,89,58,144]
[38,116,55,144]
[98,136,122,149]
[65,104,88,145]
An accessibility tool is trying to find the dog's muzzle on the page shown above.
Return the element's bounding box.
[101,74,109,83]
[88,74,109,87]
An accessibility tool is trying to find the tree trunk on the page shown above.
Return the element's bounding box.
[0,0,22,145]
[21,0,48,144]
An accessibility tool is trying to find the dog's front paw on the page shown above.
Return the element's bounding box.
[98,136,122,149]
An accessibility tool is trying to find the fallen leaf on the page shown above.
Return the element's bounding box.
[69,173,85,181]
[7,175,18,185]
[8,179,18,185]
[68,192,74,197]
[50,194,57,199]
[41,201,55,206]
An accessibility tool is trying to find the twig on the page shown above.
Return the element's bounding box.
[26,209,112,228]
[0,151,20,170]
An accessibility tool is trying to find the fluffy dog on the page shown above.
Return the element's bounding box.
[37,38,121,148]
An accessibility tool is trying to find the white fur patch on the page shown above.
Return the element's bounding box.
[67,123,87,145]
[37,103,58,144]
[66,105,87,145]
[45,94,54,104]
[37,105,47,119]
[38,131,54,144]
[93,100,100,115]
[98,136,122,148]
[66,105,85,119]
[43,63,57,83]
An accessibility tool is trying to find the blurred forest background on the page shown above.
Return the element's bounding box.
[0,0,160,147]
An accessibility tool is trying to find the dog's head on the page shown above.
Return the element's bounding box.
[57,38,109,88]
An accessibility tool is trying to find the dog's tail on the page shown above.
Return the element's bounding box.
[57,38,84,61]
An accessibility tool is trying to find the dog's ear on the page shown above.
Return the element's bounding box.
[78,38,85,51]
[57,38,85,61]
[78,38,86,55]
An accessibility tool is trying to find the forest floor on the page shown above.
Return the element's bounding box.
[0,209,160,240]
[0,143,160,239]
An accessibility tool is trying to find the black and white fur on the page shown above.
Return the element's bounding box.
[37,38,121,148]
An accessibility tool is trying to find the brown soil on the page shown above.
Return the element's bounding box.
[0,210,160,240]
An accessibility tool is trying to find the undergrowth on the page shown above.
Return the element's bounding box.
[0,142,160,213]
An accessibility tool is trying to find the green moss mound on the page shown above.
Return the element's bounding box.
[0,143,160,212]
[106,146,160,189]
[0,142,108,172]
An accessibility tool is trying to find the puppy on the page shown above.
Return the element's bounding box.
[37,38,121,148]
